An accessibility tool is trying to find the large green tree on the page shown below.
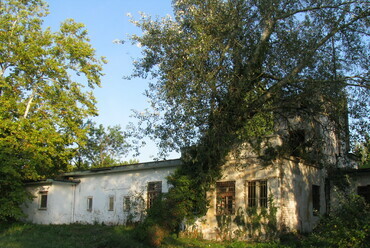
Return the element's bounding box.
[0,0,105,220]
[128,0,370,235]
[74,122,132,169]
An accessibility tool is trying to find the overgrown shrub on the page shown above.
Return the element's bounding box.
[146,224,168,247]
[304,193,370,248]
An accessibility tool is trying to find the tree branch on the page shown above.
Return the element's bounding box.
[23,88,36,119]
[277,1,358,20]
[249,10,370,113]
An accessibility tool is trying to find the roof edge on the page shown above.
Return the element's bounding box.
[63,158,182,177]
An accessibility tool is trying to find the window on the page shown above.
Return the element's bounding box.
[259,180,268,208]
[248,181,257,207]
[312,185,320,215]
[216,181,235,215]
[123,196,131,212]
[147,181,162,209]
[39,191,48,210]
[108,196,114,211]
[247,180,268,208]
[358,185,370,204]
[87,197,93,212]
[288,129,306,156]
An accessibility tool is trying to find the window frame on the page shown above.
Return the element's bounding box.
[312,184,320,216]
[259,180,268,208]
[38,191,48,210]
[247,181,257,207]
[147,181,162,209]
[357,185,370,204]
[216,181,236,215]
[87,196,93,212]
[123,196,131,212]
[108,195,115,211]
[246,180,268,208]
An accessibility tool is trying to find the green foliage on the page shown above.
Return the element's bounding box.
[0,223,148,248]
[232,196,278,241]
[304,194,370,248]
[134,182,196,245]
[73,121,131,169]
[355,135,370,168]
[0,223,289,248]
[127,0,370,240]
[0,0,105,221]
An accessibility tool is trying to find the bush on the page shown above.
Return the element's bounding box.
[146,224,168,247]
[304,194,370,248]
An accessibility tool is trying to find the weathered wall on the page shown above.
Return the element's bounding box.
[22,161,179,225]
[22,181,76,224]
[329,169,370,208]
[191,136,327,240]
[72,166,176,225]
[278,159,326,233]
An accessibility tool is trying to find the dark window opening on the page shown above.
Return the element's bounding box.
[312,185,320,216]
[358,185,370,204]
[216,181,235,215]
[39,191,48,210]
[147,181,162,209]
[289,129,306,156]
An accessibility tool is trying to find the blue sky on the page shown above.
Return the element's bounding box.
[44,0,178,162]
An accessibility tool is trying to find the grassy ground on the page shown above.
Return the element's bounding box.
[0,223,286,248]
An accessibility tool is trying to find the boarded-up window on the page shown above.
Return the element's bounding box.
[39,191,48,210]
[216,181,235,215]
[108,196,114,211]
[358,185,370,204]
[312,185,320,215]
[147,181,162,209]
[247,180,268,208]
[87,197,93,211]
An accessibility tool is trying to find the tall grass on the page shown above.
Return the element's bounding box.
[0,223,147,248]
[0,223,285,248]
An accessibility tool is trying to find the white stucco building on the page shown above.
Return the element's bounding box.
[22,159,180,225]
[21,114,369,240]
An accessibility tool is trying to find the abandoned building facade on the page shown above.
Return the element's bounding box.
[21,113,369,240]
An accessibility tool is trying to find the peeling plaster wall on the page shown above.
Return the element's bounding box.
[22,182,75,224]
[278,159,326,233]
[195,161,281,240]
[22,165,177,225]
[193,136,327,240]
[72,167,176,225]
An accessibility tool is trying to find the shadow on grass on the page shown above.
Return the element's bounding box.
[0,223,149,248]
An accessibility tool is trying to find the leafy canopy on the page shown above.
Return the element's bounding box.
[74,122,133,170]
[0,0,105,220]
[128,0,370,235]
[130,0,369,156]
